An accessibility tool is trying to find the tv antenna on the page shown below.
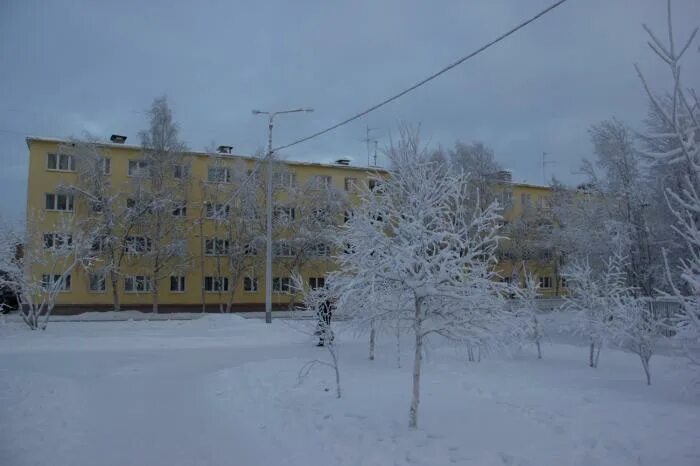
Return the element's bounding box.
[541,151,556,184]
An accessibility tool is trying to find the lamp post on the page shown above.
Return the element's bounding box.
[252,108,313,324]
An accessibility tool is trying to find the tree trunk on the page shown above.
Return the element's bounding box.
[589,341,595,368]
[329,344,341,399]
[110,270,121,312]
[594,344,602,368]
[536,340,542,359]
[409,298,423,429]
[369,320,376,361]
[152,281,159,314]
[396,318,402,369]
[640,351,652,386]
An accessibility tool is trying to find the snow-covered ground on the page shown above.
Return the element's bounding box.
[0,314,698,466]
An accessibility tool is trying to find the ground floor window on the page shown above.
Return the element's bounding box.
[244,276,258,292]
[124,275,151,293]
[539,276,552,289]
[272,277,291,294]
[170,276,186,292]
[204,276,229,292]
[308,276,325,290]
[41,273,71,291]
[88,273,106,292]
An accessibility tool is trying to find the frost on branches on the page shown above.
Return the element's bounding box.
[635,1,700,370]
[514,266,545,359]
[331,127,515,429]
[0,214,98,330]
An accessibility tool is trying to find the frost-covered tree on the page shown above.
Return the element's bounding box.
[0,214,97,329]
[515,267,545,359]
[634,1,700,370]
[332,126,512,429]
[564,250,626,368]
[449,140,503,212]
[136,96,192,313]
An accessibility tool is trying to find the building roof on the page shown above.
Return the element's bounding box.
[26,136,387,173]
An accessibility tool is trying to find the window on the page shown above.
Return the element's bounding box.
[273,171,296,188]
[310,242,331,257]
[560,277,567,288]
[41,273,71,291]
[312,175,332,189]
[207,166,231,183]
[368,179,381,191]
[500,191,513,207]
[243,243,258,256]
[204,276,229,292]
[244,276,258,292]
[88,273,106,292]
[91,237,107,252]
[539,276,552,289]
[273,206,295,223]
[98,157,111,175]
[172,164,188,179]
[344,177,359,192]
[312,208,328,223]
[309,277,325,290]
[124,236,152,254]
[128,160,149,177]
[538,197,551,210]
[272,277,291,294]
[205,202,230,219]
[124,275,151,292]
[44,193,74,212]
[43,232,73,250]
[273,241,296,257]
[170,276,186,292]
[47,153,75,171]
[205,238,230,256]
[521,193,532,207]
[343,210,354,224]
[172,201,187,217]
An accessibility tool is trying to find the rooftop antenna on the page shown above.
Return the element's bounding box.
[541,151,556,184]
[373,140,379,166]
[361,125,379,166]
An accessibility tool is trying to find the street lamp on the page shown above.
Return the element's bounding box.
[252,107,314,324]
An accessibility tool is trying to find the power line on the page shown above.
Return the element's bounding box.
[274,0,570,153]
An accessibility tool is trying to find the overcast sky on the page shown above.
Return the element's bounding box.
[1,0,699,221]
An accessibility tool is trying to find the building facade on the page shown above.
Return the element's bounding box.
[25,136,562,313]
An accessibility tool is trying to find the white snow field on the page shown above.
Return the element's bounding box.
[0,314,698,466]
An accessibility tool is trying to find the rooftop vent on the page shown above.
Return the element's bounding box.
[217,145,233,155]
[110,134,127,144]
[335,158,350,166]
[495,170,513,183]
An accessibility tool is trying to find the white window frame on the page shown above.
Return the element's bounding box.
[273,240,296,258]
[170,275,186,293]
[539,276,552,289]
[41,273,71,292]
[312,175,332,189]
[46,153,76,172]
[204,276,229,292]
[124,275,152,293]
[207,166,232,183]
[205,202,230,219]
[172,201,187,217]
[88,273,106,293]
[124,236,152,254]
[98,157,111,175]
[243,276,258,292]
[272,277,291,294]
[43,232,73,250]
[128,159,150,177]
[205,238,230,256]
[344,177,359,192]
[310,242,331,258]
[309,276,325,290]
[273,206,295,223]
[45,193,74,212]
[171,163,188,179]
[273,171,296,188]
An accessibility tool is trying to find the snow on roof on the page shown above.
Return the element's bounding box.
[25,136,387,173]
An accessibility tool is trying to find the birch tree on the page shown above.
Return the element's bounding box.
[332,127,512,429]
[515,267,545,359]
[0,214,97,329]
[634,1,700,370]
[137,96,192,313]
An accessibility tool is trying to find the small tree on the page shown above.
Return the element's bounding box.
[0,214,97,329]
[516,267,545,359]
[333,126,512,428]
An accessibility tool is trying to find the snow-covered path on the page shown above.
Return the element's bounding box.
[1,315,699,466]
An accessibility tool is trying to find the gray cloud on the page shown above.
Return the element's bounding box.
[1,0,699,221]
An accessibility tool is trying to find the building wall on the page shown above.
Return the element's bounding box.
[25,138,563,311]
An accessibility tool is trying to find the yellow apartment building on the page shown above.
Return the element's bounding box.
[25,136,562,313]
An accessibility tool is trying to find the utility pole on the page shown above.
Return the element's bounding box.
[252,108,313,324]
